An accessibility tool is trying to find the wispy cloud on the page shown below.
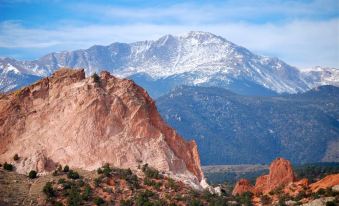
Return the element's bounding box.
[70,0,339,24]
[0,0,338,68]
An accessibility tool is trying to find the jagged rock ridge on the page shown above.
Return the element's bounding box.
[0,68,203,187]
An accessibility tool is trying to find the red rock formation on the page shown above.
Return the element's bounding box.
[284,178,309,197]
[232,158,296,196]
[233,158,339,205]
[310,174,339,192]
[232,178,254,195]
[254,157,295,194]
[0,68,203,185]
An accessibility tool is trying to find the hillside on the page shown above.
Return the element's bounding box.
[0,164,225,206]
[1,158,338,206]
[156,85,339,165]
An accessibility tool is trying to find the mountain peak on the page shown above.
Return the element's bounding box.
[1,31,337,96]
[181,31,226,44]
[184,31,218,38]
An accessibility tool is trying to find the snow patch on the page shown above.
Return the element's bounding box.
[5,64,20,74]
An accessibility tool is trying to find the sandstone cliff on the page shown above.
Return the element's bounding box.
[254,157,295,194]
[232,157,296,195]
[232,178,254,196]
[232,158,339,205]
[0,68,203,186]
[309,174,339,192]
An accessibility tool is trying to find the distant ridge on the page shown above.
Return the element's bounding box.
[1,31,337,97]
[156,85,339,165]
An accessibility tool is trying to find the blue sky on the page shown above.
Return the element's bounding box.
[0,0,338,68]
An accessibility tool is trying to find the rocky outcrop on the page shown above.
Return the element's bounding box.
[284,178,309,197]
[309,174,339,192]
[232,157,295,195]
[232,179,254,195]
[254,157,295,194]
[232,157,339,205]
[0,68,204,186]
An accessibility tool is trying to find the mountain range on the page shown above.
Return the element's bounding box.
[156,85,339,165]
[0,31,338,97]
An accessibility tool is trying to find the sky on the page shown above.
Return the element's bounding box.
[0,0,338,69]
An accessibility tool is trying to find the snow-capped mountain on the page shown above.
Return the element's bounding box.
[0,58,42,92]
[0,31,337,96]
[301,66,339,88]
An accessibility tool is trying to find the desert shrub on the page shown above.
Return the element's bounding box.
[94,197,105,205]
[102,164,112,177]
[174,194,185,201]
[92,73,100,83]
[94,177,101,187]
[43,182,55,197]
[67,170,80,179]
[28,170,37,179]
[62,181,72,190]
[113,167,139,189]
[295,190,308,201]
[166,178,179,191]
[208,196,228,206]
[97,168,103,174]
[187,198,204,206]
[201,189,219,203]
[3,162,13,171]
[120,199,133,206]
[58,178,66,184]
[326,201,336,206]
[13,154,19,161]
[113,167,133,178]
[260,195,271,205]
[153,199,168,206]
[317,188,326,195]
[144,177,161,189]
[52,170,59,176]
[324,187,335,197]
[278,196,287,206]
[77,179,84,187]
[67,185,82,206]
[63,165,70,172]
[82,185,91,201]
[236,191,253,206]
[126,173,139,189]
[188,189,200,198]
[311,192,320,199]
[54,202,63,206]
[142,164,162,179]
[136,190,155,206]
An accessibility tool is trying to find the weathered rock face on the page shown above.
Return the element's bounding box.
[284,178,309,197]
[254,157,295,194]
[232,179,254,195]
[233,158,296,195]
[309,174,339,192]
[0,68,203,185]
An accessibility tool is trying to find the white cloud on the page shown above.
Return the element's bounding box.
[0,19,338,68]
[70,0,338,24]
[0,0,338,68]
